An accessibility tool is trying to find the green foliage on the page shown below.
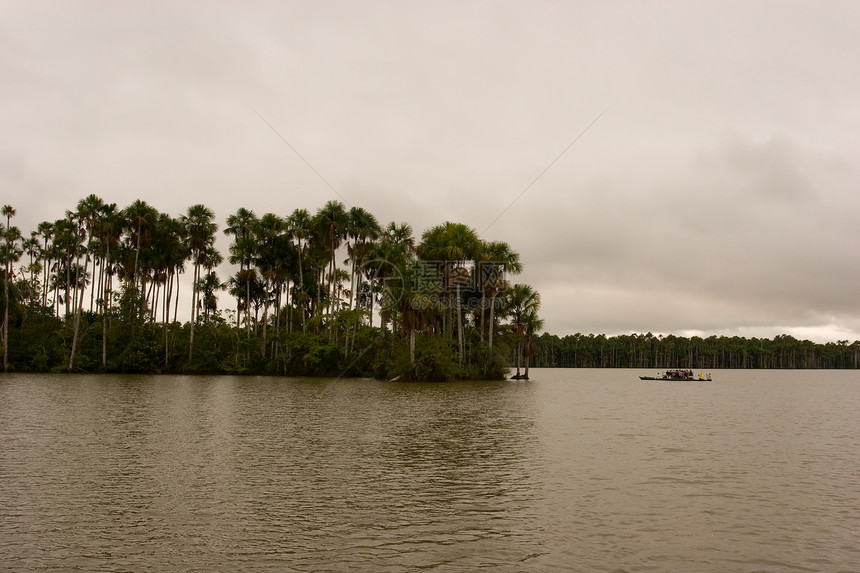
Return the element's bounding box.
[410,336,459,381]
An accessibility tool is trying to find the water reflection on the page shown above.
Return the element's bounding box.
[0,375,544,571]
[2,371,858,571]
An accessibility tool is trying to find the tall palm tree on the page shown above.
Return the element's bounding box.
[507,283,541,379]
[224,208,257,332]
[287,208,312,332]
[95,203,121,367]
[198,269,225,324]
[182,204,218,360]
[2,205,21,372]
[314,200,348,323]
[418,222,481,363]
[122,200,158,302]
[69,195,105,370]
[479,241,522,351]
[35,221,54,308]
[150,213,187,366]
[199,247,222,323]
[522,309,544,380]
[49,217,79,317]
[252,212,284,357]
[367,222,415,329]
[345,206,381,311]
[22,235,41,305]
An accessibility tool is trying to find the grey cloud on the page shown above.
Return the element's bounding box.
[2,0,858,342]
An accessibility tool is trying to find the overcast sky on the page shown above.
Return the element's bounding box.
[2,1,859,342]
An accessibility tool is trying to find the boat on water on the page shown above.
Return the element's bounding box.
[639,369,711,381]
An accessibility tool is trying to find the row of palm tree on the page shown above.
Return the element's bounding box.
[0,198,543,379]
[2,197,224,370]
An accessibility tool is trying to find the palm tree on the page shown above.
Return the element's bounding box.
[507,283,541,379]
[479,241,522,351]
[252,212,284,357]
[345,206,381,311]
[95,203,121,367]
[49,217,79,317]
[149,213,187,366]
[418,222,481,363]
[122,200,158,308]
[69,194,105,370]
[522,309,544,380]
[314,200,348,323]
[2,205,21,372]
[22,235,41,305]
[224,208,257,332]
[198,270,225,324]
[182,204,218,360]
[395,266,440,369]
[35,221,54,308]
[287,208,312,332]
[366,222,415,329]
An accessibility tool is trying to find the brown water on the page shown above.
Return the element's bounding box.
[1,369,858,572]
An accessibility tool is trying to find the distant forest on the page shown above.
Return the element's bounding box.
[531,332,860,370]
[0,197,541,380]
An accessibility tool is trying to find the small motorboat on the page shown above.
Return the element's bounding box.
[639,369,711,381]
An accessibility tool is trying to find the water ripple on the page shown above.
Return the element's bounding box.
[1,371,858,571]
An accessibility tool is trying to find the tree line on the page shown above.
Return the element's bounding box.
[0,198,542,380]
[531,332,860,370]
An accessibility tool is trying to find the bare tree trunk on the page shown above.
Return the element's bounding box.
[515,341,522,378]
[164,272,170,368]
[69,254,90,371]
[488,293,496,352]
[189,262,198,361]
[456,284,464,364]
[102,246,111,367]
[173,273,180,325]
[2,261,8,372]
[261,279,269,359]
[89,258,99,313]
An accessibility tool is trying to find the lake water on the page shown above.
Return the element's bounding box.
[1,369,858,572]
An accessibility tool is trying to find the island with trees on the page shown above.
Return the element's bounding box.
[3,198,857,380]
[0,198,542,380]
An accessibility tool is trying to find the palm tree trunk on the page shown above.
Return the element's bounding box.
[69,254,89,371]
[189,262,198,361]
[64,260,71,317]
[524,335,531,380]
[2,262,8,372]
[173,272,180,324]
[488,293,496,351]
[297,246,306,332]
[245,277,251,337]
[456,284,464,364]
[515,341,522,378]
[479,294,486,344]
[261,280,269,359]
[164,270,170,368]
[102,244,111,367]
[349,257,356,311]
[89,261,97,312]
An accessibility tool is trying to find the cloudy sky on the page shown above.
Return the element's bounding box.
[3,1,859,342]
